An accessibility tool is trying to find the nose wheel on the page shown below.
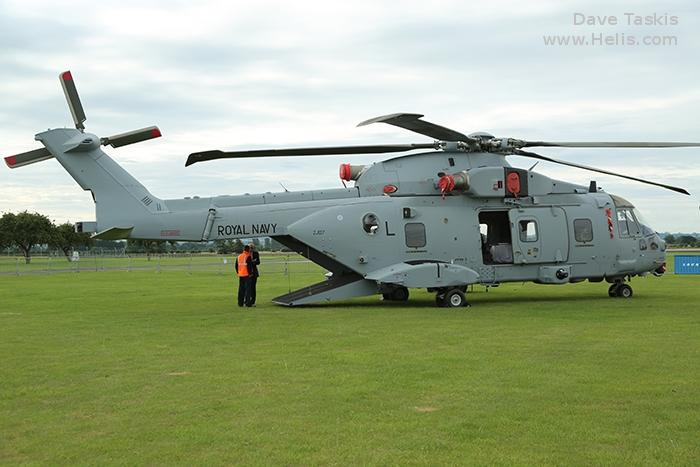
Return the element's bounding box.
[608,282,633,298]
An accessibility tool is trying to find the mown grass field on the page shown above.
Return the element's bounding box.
[1,254,699,465]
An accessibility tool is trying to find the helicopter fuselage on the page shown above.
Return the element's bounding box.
[21,126,666,307]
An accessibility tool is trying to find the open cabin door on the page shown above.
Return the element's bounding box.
[509,207,569,264]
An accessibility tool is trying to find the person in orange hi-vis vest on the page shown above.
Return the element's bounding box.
[235,245,254,307]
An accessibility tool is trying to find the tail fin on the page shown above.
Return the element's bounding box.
[37,128,168,237]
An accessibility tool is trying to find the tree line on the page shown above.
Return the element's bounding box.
[0,211,92,264]
[664,234,700,248]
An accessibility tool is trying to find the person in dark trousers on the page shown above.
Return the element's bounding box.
[235,245,254,307]
[248,242,261,306]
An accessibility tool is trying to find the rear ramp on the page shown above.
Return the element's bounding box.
[273,274,377,306]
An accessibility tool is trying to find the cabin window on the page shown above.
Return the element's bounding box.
[574,219,593,242]
[405,223,426,248]
[518,220,538,242]
[616,208,640,237]
[362,213,379,235]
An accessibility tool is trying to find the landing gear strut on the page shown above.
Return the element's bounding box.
[608,282,633,298]
[435,287,470,308]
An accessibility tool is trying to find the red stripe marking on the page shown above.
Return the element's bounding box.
[4,156,17,168]
[61,71,72,81]
[150,128,162,138]
[160,230,180,237]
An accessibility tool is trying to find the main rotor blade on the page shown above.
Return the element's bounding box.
[514,149,690,195]
[59,71,86,130]
[358,113,470,142]
[186,143,438,166]
[4,147,52,169]
[521,141,700,148]
[102,126,162,148]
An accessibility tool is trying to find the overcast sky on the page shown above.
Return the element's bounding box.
[1,0,699,232]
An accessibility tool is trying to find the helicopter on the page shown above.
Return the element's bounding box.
[6,71,699,307]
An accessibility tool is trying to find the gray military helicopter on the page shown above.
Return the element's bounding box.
[7,71,698,306]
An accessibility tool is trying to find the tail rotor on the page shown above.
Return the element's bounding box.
[4,70,162,169]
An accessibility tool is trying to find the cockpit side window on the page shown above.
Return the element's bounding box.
[616,211,629,236]
[617,208,640,237]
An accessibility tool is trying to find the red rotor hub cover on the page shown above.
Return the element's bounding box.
[438,175,456,194]
[506,172,521,195]
[339,163,352,181]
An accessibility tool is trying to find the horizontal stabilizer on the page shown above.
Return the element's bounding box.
[4,147,53,169]
[91,226,134,240]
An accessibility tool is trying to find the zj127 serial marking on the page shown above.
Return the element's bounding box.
[217,223,278,237]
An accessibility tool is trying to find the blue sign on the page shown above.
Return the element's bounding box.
[675,255,700,274]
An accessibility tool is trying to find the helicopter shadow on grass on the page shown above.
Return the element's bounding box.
[284,291,615,309]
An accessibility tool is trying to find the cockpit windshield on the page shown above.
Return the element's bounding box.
[612,195,657,237]
[632,208,656,236]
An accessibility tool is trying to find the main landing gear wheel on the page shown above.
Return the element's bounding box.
[608,283,633,298]
[445,289,466,308]
[436,289,470,308]
[616,283,633,298]
[382,286,409,302]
